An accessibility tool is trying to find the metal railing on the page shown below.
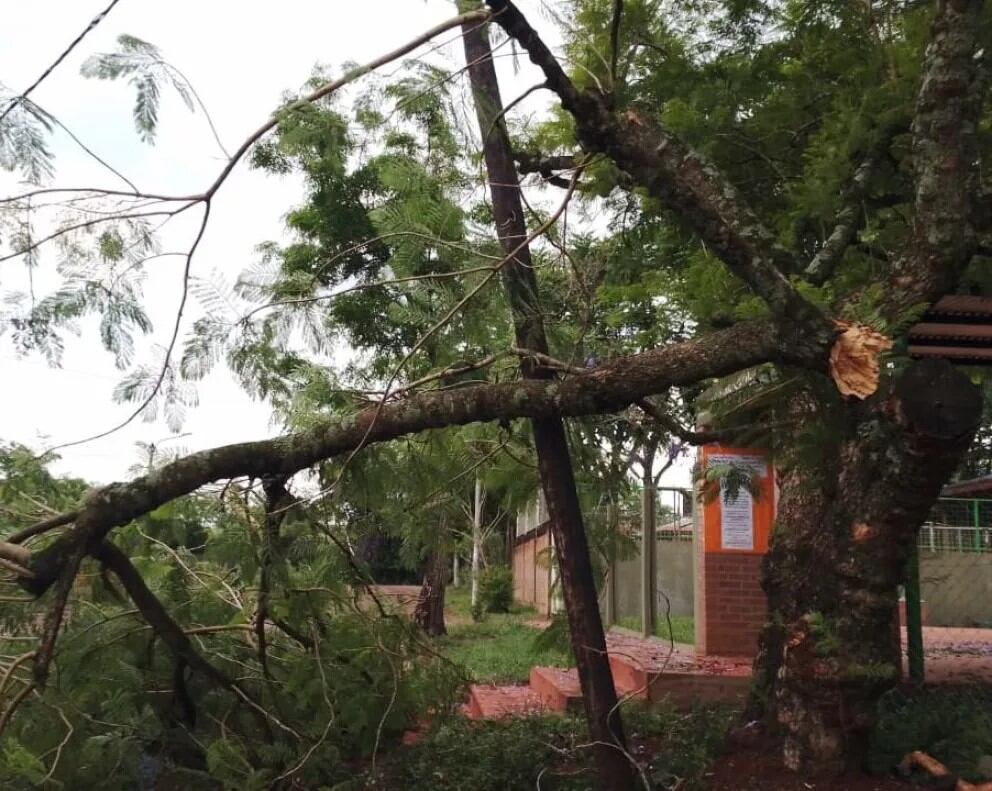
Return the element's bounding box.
[918,498,992,554]
[615,513,694,542]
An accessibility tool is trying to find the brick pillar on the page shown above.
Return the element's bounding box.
[694,446,774,658]
[696,553,766,656]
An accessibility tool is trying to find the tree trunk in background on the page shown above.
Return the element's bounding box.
[471,475,483,609]
[749,359,981,771]
[641,468,656,638]
[461,19,635,790]
[414,546,447,636]
[453,553,460,588]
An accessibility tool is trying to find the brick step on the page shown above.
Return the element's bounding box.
[529,666,584,713]
[530,656,751,714]
[466,683,549,719]
[611,654,751,707]
[467,644,754,722]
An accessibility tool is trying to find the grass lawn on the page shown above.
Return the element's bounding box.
[616,614,695,644]
[439,588,572,683]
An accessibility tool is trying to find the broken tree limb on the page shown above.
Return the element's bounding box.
[257,476,293,678]
[15,318,829,596]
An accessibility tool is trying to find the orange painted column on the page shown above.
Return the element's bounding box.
[694,446,775,657]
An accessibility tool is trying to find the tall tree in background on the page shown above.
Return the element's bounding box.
[460,15,634,786]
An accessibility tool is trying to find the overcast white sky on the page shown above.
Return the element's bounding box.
[0,0,693,489]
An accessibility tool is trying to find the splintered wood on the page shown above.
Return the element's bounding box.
[829,320,893,399]
[900,751,992,790]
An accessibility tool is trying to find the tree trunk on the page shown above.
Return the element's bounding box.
[750,359,981,772]
[414,547,447,636]
[471,475,483,609]
[461,18,635,790]
[641,468,657,638]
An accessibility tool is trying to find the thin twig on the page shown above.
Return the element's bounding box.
[0,0,123,125]
[312,168,583,503]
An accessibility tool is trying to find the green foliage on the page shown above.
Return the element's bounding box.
[80,35,196,144]
[0,448,464,789]
[869,687,992,782]
[532,613,575,657]
[377,702,735,790]
[440,614,571,684]
[616,615,695,645]
[478,565,514,613]
[0,94,54,183]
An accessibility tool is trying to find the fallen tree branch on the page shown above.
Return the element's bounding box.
[5,510,78,545]
[15,319,831,597]
[92,540,299,739]
[257,476,293,678]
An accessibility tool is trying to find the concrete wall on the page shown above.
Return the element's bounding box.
[920,552,992,627]
[513,526,552,616]
[614,540,694,621]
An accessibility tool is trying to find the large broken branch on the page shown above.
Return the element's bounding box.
[484,0,828,334]
[8,319,829,596]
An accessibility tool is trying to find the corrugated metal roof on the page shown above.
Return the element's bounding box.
[908,295,992,365]
[927,295,992,318]
[909,323,992,341]
[908,345,992,361]
[943,475,992,497]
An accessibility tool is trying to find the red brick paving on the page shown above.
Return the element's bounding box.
[367,584,421,614]
[461,619,992,722]
[606,630,751,676]
[902,626,992,685]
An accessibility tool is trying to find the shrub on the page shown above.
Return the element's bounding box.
[478,566,513,613]
[375,702,734,790]
[868,686,992,781]
[442,617,572,683]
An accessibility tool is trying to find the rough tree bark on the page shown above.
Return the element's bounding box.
[750,0,987,768]
[749,359,981,770]
[413,544,448,636]
[461,16,636,790]
[9,318,810,601]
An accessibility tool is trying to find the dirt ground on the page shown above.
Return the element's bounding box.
[702,736,910,791]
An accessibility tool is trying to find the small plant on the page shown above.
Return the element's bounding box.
[470,597,484,622]
[478,566,513,613]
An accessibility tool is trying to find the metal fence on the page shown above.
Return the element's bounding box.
[918,498,992,553]
[604,488,696,634]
